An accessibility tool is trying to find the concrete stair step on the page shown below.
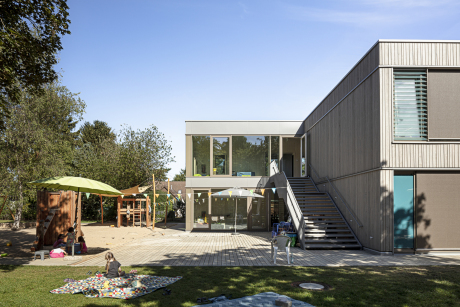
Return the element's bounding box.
[304,244,361,249]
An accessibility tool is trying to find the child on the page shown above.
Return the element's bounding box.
[78,236,88,254]
[65,227,76,254]
[53,234,66,248]
[105,252,125,278]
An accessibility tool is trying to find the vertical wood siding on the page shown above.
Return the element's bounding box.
[380,66,460,168]
[309,72,381,179]
[304,44,379,130]
[317,170,392,251]
[380,42,460,66]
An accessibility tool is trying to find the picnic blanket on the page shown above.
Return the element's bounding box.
[50,274,182,300]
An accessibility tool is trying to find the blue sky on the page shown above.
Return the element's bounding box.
[59,0,460,179]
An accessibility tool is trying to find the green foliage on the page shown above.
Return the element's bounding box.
[0,0,71,131]
[0,82,85,228]
[173,168,186,181]
[74,124,174,191]
[79,120,116,146]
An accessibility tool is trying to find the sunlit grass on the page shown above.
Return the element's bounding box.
[0,265,459,306]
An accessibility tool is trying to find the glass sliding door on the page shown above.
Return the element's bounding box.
[192,136,210,176]
[301,135,306,177]
[211,189,248,230]
[271,136,280,169]
[212,137,230,175]
[249,194,267,230]
[394,175,415,249]
[193,190,210,229]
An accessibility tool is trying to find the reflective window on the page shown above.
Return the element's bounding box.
[271,136,279,169]
[394,71,427,140]
[213,137,229,175]
[192,136,210,176]
[232,136,269,176]
[301,136,306,176]
[250,195,267,230]
[211,189,247,230]
[193,190,209,228]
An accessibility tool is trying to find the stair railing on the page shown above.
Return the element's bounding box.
[309,164,363,228]
[269,161,305,249]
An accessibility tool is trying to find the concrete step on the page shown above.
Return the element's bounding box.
[304,244,361,249]
[305,239,358,243]
[305,229,352,233]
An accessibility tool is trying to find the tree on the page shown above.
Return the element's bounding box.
[173,168,186,181]
[79,120,116,146]
[73,124,174,191]
[0,0,71,131]
[0,82,85,229]
[114,125,174,189]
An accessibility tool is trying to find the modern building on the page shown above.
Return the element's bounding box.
[185,39,460,254]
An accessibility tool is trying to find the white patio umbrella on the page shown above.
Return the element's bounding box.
[211,187,264,235]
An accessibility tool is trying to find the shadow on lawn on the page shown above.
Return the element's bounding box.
[76,266,460,307]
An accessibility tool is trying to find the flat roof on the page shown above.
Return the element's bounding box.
[185,120,302,122]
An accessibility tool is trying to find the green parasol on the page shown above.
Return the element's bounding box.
[28,176,123,195]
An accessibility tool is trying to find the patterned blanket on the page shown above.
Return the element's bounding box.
[50,274,182,300]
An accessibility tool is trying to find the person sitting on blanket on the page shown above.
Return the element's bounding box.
[105,252,125,278]
[53,234,66,248]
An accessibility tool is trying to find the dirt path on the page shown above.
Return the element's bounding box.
[0,222,154,259]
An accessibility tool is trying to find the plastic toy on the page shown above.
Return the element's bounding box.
[1,253,8,257]
[6,241,12,247]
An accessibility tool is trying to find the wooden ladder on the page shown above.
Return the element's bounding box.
[32,208,59,251]
[134,201,142,227]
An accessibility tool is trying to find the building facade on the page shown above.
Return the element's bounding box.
[185,40,460,254]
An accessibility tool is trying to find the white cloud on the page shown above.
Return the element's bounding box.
[282,0,460,27]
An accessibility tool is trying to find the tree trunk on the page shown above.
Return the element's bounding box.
[12,182,24,231]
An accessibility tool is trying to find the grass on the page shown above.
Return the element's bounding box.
[0,265,459,307]
[0,220,13,223]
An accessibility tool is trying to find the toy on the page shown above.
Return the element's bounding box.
[6,241,12,247]
[1,253,8,257]
[129,269,138,274]
[132,280,144,288]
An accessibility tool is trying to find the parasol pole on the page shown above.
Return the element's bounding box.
[100,194,103,225]
[235,197,237,234]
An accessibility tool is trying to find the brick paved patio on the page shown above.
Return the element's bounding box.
[72,225,460,267]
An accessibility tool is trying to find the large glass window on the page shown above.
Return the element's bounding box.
[193,190,209,228]
[192,136,210,176]
[213,137,229,175]
[271,136,279,169]
[232,136,269,176]
[250,195,267,230]
[211,189,248,230]
[394,71,427,141]
[301,136,306,176]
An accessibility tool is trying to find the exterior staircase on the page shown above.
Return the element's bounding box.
[287,177,361,250]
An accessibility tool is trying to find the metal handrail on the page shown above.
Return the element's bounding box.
[270,161,305,249]
[309,163,363,228]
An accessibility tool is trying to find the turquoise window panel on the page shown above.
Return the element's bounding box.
[394,175,414,249]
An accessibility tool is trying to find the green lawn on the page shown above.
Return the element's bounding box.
[0,265,459,307]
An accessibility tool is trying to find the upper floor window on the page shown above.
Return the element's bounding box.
[232,136,269,176]
[393,70,427,141]
[192,136,210,176]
